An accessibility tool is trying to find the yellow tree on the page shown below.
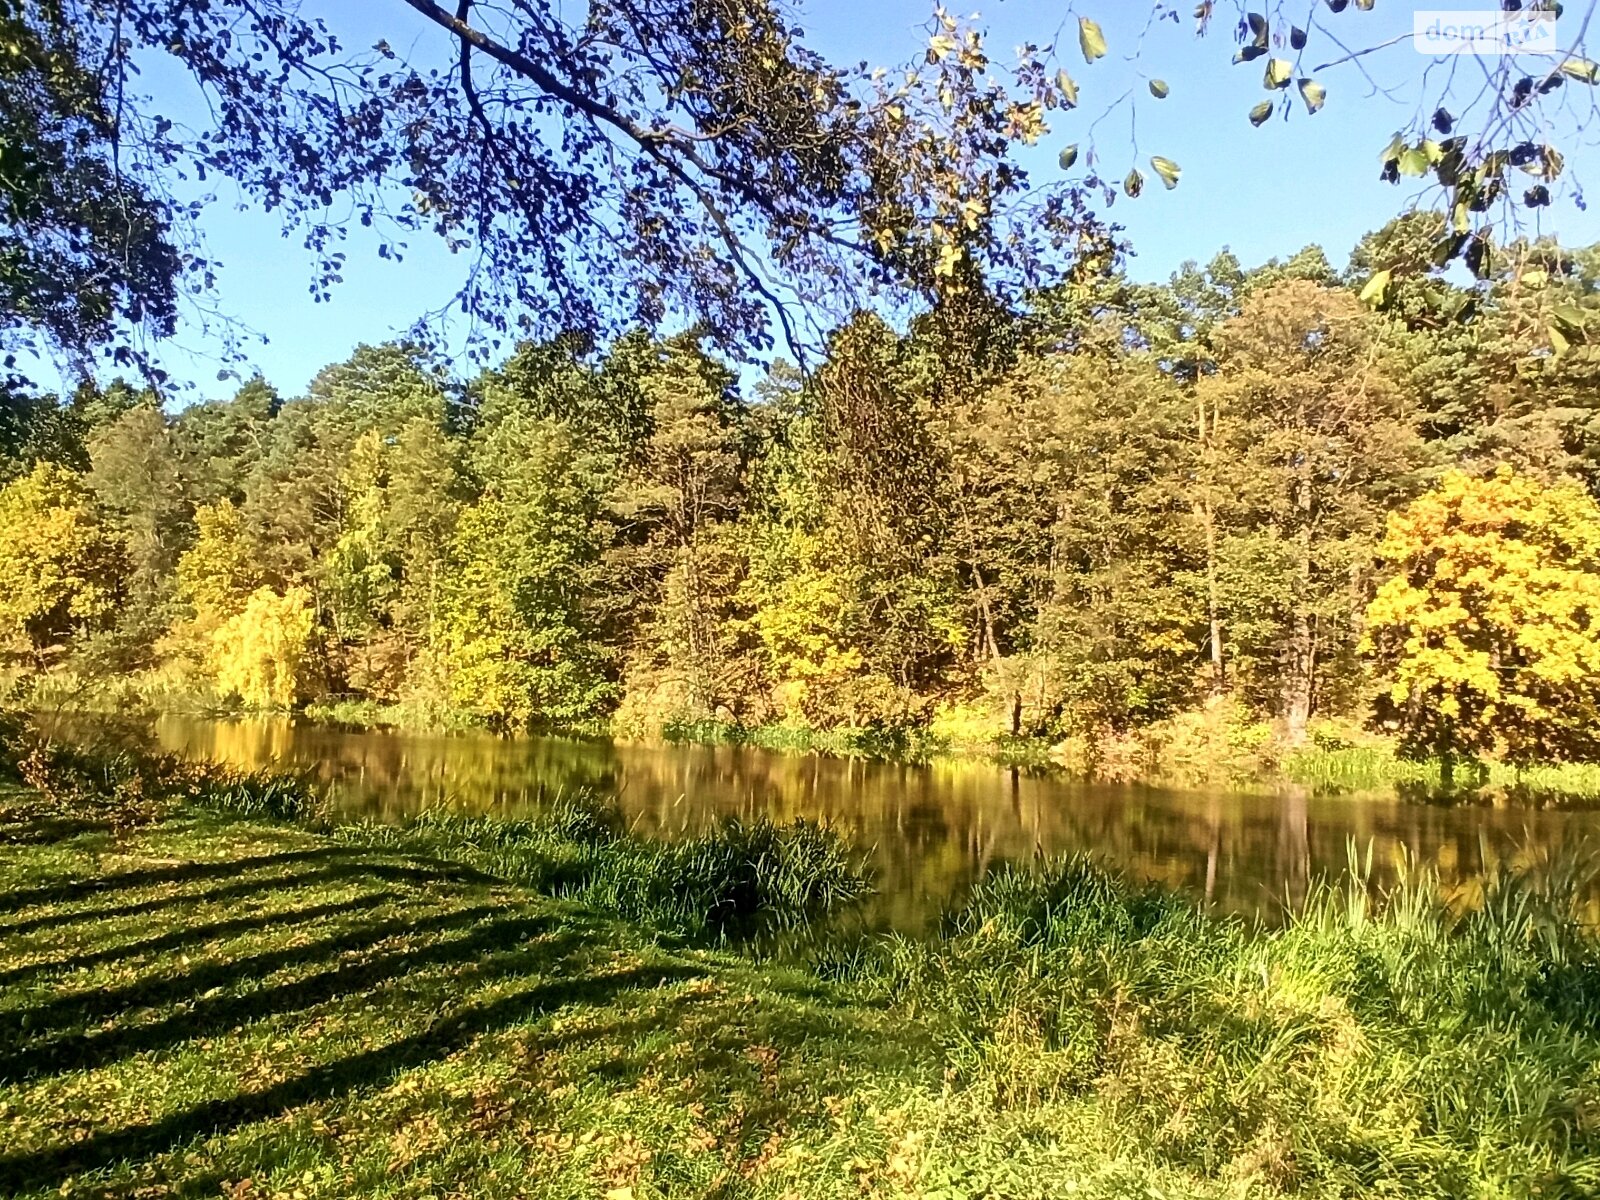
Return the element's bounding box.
[0,462,124,662]
[1364,468,1600,766]
[176,500,264,627]
[208,586,315,709]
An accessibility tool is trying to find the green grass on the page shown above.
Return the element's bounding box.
[6,718,1600,1198]
[1285,745,1600,803]
[0,790,1256,1200]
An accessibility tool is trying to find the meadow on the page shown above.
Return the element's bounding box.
[2,721,1598,1198]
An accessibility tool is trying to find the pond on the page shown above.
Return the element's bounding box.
[72,714,1600,931]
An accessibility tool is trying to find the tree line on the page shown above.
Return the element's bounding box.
[6,214,1600,764]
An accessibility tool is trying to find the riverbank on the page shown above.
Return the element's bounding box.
[4,724,1600,1198]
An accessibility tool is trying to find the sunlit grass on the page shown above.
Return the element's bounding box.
[6,718,1600,1197]
[1286,745,1600,802]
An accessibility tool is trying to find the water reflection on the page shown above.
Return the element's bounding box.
[12,720,1561,934]
[96,715,1599,931]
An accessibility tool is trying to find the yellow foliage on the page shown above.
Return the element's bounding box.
[208,586,315,709]
[178,500,261,623]
[1364,467,1600,761]
[0,462,122,654]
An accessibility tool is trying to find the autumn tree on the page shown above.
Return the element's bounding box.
[0,462,124,662]
[1365,468,1600,767]
[208,586,316,710]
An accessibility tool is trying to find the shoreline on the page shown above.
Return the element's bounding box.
[3,726,1599,1198]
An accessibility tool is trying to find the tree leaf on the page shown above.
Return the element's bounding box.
[1553,304,1587,334]
[1150,156,1181,189]
[1298,78,1326,113]
[1249,100,1275,126]
[1358,268,1391,306]
[1123,167,1145,198]
[1078,17,1108,63]
[1247,12,1269,47]
[1560,58,1599,83]
[1058,144,1079,171]
[1290,25,1308,50]
[1263,58,1293,89]
[1549,324,1572,358]
[1148,78,1169,98]
[1398,147,1430,177]
[1056,69,1079,109]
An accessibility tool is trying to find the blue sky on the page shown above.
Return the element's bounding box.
[101,0,1600,398]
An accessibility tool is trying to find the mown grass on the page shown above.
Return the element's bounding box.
[0,790,1260,1200]
[5,717,1600,1198]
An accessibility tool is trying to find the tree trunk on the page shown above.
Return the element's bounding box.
[1195,393,1226,694]
[1283,609,1315,746]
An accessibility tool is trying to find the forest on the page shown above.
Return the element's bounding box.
[5,214,1600,773]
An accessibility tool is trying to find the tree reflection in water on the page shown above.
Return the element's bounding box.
[117,716,1600,931]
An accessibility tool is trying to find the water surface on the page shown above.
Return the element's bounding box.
[101,715,1600,931]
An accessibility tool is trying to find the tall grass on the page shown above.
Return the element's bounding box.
[1287,745,1600,804]
[848,849,1600,1195]
[341,798,870,938]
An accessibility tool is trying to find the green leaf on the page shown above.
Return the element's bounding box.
[1358,268,1391,306]
[1263,58,1293,89]
[1553,304,1587,334]
[1079,17,1108,63]
[1249,100,1275,126]
[1058,143,1079,171]
[1398,147,1430,177]
[1298,78,1326,113]
[1056,69,1079,109]
[1149,78,1169,98]
[1379,132,1406,164]
[1150,156,1181,189]
[1559,58,1599,83]
[1124,167,1145,198]
[1549,324,1572,358]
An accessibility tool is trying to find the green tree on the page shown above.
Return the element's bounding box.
[1197,280,1425,741]
[442,416,612,726]
[87,401,189,662]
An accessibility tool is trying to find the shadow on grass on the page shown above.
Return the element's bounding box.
[0,847,352,913]
[0,892,395,988]
[0,962,703,1192]
[0,846,500,916]
[0,861,419,937]
[3,914,582,1083]
[0,816,116,846]
[0,901,518,1056]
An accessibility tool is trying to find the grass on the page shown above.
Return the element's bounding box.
[1285,745,1600,804]
[0,790,1254,1200]
[6,719,1600,1197]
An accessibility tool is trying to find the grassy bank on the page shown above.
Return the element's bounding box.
[5,722,1600,1197]
[23,667,1600,803]
[1283,745,1600,804]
